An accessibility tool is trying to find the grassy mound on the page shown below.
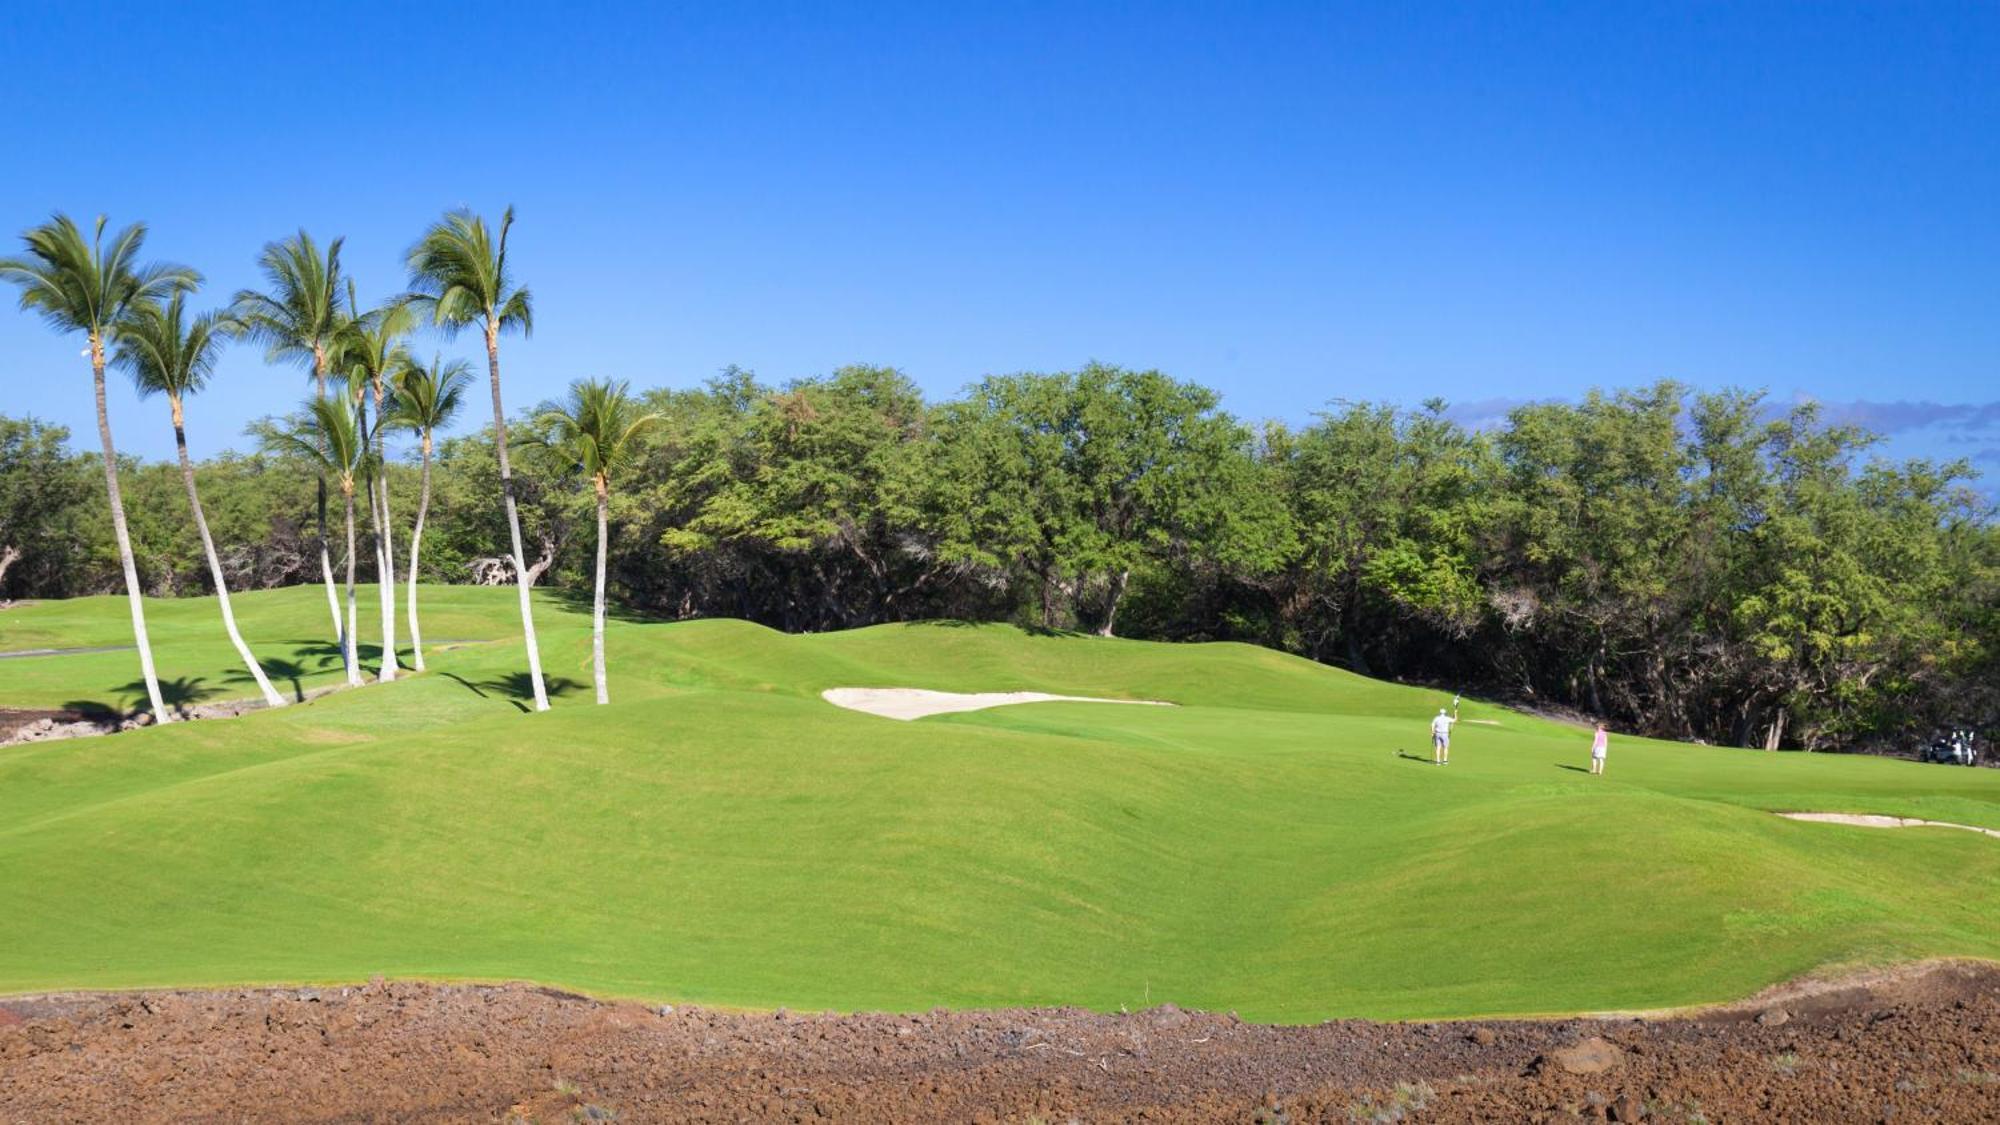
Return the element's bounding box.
[2,586,1996,1020]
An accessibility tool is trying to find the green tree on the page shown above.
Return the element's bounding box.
[230,231,350,643]
[389,355,472,672]
[0,416,95,599]
[0,214,198,723]
[112,292,288,707]
[1270,401,1491,672]
[405,207,549,711]
[931,364,1289,635]
[254,397,368,686]
[660,366,945,629]
[533,379,660,704]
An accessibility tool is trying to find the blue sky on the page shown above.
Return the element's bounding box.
[1,2,1996,476]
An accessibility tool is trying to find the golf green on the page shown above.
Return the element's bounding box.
[2,585,1996,1021]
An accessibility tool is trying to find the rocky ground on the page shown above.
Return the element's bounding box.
[2,963,1995,1122]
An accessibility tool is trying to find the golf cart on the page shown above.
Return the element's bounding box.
[1922,728,1979,766]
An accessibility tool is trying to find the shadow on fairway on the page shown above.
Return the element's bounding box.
[87,676,219,719]
[547,587,661,625]
[1394,751,1433,764]
[58,699,125,725]
[1554,763,1591,774]
[440,672,488,699]
[232,657,310,703]
[446,671,586,711]
[284,639,389,672]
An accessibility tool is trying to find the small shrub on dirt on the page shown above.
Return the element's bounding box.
[1345,1081,1433,1123]
[1771,1051,1800,1075]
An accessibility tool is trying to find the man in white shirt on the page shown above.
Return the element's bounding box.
[1431,707,1456,765]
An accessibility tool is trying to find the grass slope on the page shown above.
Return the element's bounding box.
[1,586,1996,1021]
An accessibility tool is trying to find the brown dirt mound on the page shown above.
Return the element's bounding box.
[3,964,1997,1122]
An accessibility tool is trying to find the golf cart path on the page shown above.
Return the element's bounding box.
[822,687,1174,721]
[0,644,134,660]
[1777,811,2000,839]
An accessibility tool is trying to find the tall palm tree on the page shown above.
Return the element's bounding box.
[405,206,549,711]
[253,397,367,687]
[0,214,196,725]
[337,286,417,681]
[533,379,660,705]
[231,232,349,643]
[388,354,471,673]
[112,292,287,709]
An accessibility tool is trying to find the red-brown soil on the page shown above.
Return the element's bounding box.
[3,963,1997,1123]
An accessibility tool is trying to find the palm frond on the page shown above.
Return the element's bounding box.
[229,230,347,376]
[533,378,661,480]
[389,354,474,435]
[405,206,533,337]
[110,290,232,401]
[0,212,196,338]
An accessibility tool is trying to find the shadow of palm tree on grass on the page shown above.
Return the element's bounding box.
[226,656,310,703]
[58,699,124,725]
[545,585,662,625]
[76,676,219,721]
[444,670,586,712]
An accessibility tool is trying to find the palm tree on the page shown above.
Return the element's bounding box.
[254,397,367,687]
[337,286,417,681]
[389,355,471,673]
[533,380,660,705]
[231,231,349,644]
[111,292,287,709]
[0,214,196,725]
[405,207,549,711]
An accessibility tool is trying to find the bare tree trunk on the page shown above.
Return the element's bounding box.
[486,324,549,711]
[342,485,361,687]
[91,333,170,724]
[0,544,19,592]
[1763,706,1787,751]
[406,433,432,672]
[1097,568,1130,638]
[593,476,609,705]
[172,401,285,708]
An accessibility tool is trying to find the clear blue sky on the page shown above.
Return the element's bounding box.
[2,1,1996,475]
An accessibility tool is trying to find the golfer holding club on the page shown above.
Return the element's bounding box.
[1431,706,1456,765]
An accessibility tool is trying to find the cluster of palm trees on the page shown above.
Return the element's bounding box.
[1,209,655,724]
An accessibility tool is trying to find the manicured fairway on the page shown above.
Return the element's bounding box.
[1,586,1996,1021]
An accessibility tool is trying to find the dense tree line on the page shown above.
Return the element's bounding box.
[5,367,1994,753]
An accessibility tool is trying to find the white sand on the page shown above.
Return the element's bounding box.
[821,687,1173,722]
[1776,812,2000,840]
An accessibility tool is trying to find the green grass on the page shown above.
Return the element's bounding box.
[1,585,1996,1021]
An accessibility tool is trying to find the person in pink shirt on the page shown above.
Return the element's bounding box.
[1588,722,1610,775]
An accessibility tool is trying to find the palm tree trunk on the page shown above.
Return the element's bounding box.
[407,433,433,672]
[486,324,549,711]
[374,387,398,680]
[172,400,285,708]
[91,333,171,725]
[593,475,609,705]
[342,484,361,687]
[360,385,397,682]
[312,354,341,643]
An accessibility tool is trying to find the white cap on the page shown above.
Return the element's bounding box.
[1439,708,1448,715]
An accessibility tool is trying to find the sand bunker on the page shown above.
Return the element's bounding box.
[822,687,1173,722]
[1777,812,2000,840]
